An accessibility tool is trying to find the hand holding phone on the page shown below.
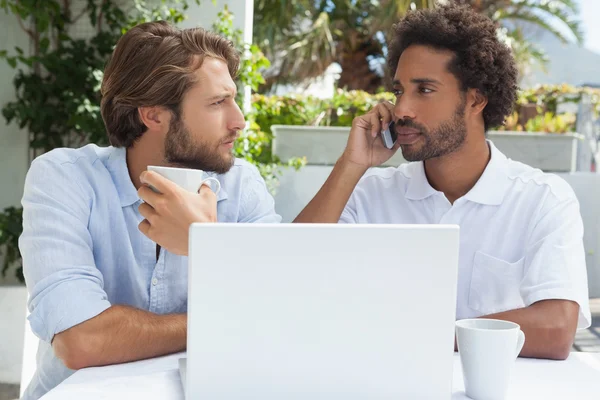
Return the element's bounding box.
[380,121,397,149]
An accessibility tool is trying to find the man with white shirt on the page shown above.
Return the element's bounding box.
[19,21,280,399]
[295,4,591,359]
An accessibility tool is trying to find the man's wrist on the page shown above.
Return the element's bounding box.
[336,154,369,180]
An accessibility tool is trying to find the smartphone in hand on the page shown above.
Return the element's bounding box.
[380,121,397,149]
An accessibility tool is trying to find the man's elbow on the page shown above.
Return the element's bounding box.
[53,331,102,370]
[549,332,574,360]
[531,300,578,360]
[543,324,575,360]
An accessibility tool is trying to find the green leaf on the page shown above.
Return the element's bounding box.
[6,57,16,68]
[40,37,50,53]
[36,15,49,33]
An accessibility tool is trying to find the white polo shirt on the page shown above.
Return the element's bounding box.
[340,141,591,328]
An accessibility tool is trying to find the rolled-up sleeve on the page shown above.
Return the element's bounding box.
[521,195,591,329]
[19,158,111,343]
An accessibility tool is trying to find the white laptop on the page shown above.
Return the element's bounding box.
[181,223,459,399]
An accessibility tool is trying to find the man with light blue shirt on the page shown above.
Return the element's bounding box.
[19,21,280,399]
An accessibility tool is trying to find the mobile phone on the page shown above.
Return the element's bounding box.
[380,121,397,149]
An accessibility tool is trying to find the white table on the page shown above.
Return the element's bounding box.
[41,352,600,399]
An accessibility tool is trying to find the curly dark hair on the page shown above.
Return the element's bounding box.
[387,4,518,131]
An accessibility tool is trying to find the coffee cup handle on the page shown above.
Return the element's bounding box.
[515,329,525,358]
[200,177,221,195]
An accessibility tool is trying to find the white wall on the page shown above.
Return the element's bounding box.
[0,286,27,384]
[0,12,30,211]
[181,0,253,41]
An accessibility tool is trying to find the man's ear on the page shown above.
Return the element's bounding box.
[138,106,171,133]
[467,88,488,116]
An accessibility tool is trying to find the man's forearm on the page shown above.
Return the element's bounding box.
[477,300,579,360]
[294,157,367,223]
[53,305,186,370]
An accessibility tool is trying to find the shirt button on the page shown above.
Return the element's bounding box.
[152,278,158,286]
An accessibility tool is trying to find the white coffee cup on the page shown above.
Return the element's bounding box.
[455,318,525,400]
[147,166,221,195]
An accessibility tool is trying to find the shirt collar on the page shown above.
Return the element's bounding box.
[404,140,510,206]
[106,147,140,208]
[462,140,510,206]
[105,146,229,208]
[404,161,438,201]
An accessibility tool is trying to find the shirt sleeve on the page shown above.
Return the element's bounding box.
[521,194,591,329]
[19,157,111,343]
[237,165,282,223]
[339,191,359,224]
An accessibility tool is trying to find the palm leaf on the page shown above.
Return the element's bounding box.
[492,0,583,44]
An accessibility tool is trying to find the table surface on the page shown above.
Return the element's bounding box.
[41,352,600,399]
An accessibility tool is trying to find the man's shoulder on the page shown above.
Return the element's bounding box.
[30,144,111,172]
[214,159,271,201]
[504,158,576,203]
[25,144,115,196]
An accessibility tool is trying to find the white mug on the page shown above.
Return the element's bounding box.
[455,318,525,400]
[147,166,221,195]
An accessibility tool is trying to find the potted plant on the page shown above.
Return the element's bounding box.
[271,85,598,172]
[489,111,582,172]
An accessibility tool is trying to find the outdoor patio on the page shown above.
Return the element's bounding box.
[1,1,600,399]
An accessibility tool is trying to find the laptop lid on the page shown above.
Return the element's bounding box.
[187,223,459,399]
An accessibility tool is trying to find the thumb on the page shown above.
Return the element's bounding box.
[198,183,217,200]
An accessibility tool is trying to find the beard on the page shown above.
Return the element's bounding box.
[164,113,235,174]
[399,99,467,162]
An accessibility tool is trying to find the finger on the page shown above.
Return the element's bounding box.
[377,102,395,129]
[198,183,217,203]
[380,100,394,112]
[138,202,157,221]
[367,112,383,138]
[139,171,179,196]
[138,219,151,237]
[138,184,162,208]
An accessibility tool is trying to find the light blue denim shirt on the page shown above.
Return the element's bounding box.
[19,144,281,399]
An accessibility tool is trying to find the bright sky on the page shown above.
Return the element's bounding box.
[580,0,600,54]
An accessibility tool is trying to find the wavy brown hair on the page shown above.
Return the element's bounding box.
[100,21,240,148]
[387,4,518,131]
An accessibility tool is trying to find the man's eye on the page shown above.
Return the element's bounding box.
[213,99,225,106]
[420,87,434,94]
[393,89,403,96]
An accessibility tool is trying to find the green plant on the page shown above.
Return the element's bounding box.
[496,110,577,133]
[524,112,576,134]
[212,6,306,193]
[0,0,199,153]
[0,207,23,282]
[253,0,582,91]
[517,84,600,116]
[251,89,395,130]
[497,84,600,132]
